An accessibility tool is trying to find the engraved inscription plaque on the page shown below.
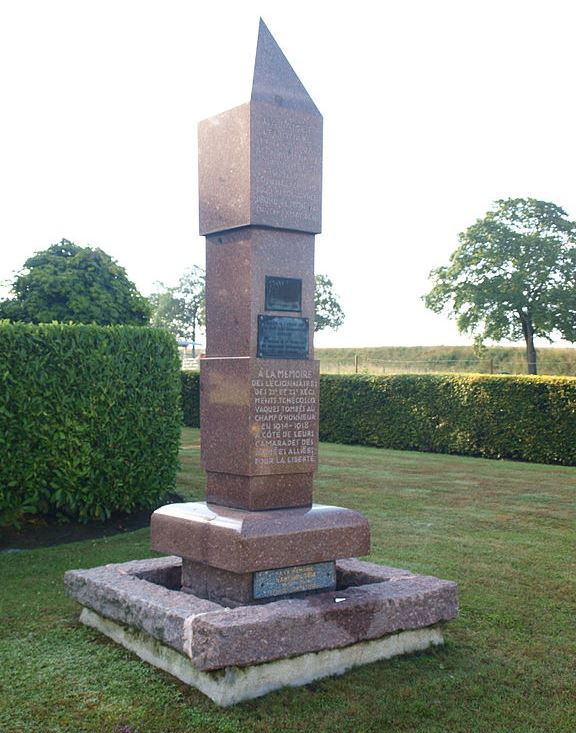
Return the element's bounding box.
[265,276,302,312]
[253,561,336,599]
[251,363,319,472]
[257,315,309,359]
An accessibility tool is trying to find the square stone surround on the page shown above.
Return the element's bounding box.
[65,556,458,704]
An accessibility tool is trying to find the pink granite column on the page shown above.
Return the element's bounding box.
[151,19,370,605]
[197,22,324,511]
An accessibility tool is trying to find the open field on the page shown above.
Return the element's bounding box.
[1,427,575,732]
[315,345,576,376]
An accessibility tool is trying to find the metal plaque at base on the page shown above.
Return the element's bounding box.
[253,561,336,599]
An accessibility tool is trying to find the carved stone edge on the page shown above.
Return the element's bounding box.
[79,607,445,706]
[64,556,458,671]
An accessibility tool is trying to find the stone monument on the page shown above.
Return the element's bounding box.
[151,19,369,607]
[65,20,458,706]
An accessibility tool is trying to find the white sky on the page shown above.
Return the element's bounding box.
[1,0,575,348]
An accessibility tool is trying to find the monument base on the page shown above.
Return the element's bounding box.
[150,502,371,575]
[65,556,458,705]
[181,558,337,607]
[80,606,444,706]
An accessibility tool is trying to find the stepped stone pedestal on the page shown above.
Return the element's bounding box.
[151,502,369,606]
[64,19,458,706]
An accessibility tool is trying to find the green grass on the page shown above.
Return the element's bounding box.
[1,427,575,732]
[316,344,576,376]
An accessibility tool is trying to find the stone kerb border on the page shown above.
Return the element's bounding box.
[65,557,458,672]
[79,607,445,706]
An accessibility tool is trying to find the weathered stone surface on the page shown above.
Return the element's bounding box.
[190,573,458,670]
[181,560,254,607]
[117,555,183,589]
[80,607,444,706]
[64,557,220,655]
[336,558,416,587]
[65,557,458,670]
[150,502,370,572]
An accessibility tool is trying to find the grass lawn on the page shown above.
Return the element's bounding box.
[1,428,575,733]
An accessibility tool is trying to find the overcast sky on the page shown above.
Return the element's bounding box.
[1,0,575,348]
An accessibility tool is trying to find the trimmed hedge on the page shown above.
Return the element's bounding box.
[181,371,200,428]
[320,374,576,466]
[0,323,182,524]
[180,371,576,465]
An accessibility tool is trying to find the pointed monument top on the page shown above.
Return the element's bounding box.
[251,19,321,117]
[198,18,323,235]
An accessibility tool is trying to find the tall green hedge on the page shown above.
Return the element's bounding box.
[181,371,200,428]
[0,323,182,524]
[180,371,576,465]
[320,374,576,466]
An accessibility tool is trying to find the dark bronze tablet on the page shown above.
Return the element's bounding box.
[253,562,336,600]
[257,315,309,359]
[265,276,302,312]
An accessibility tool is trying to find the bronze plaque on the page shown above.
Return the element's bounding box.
[265,276,302,312]
[257,315,309,359]
[253,561,336,599]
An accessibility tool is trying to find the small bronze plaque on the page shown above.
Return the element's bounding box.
[253,561,336,600]
[265,276,302,312]
[257,315,309,360]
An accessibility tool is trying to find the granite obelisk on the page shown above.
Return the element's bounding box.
[65,21,458,705]
[199,19,323,510]
[150,19,370,606]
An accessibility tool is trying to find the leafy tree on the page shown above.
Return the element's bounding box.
[314,274,345,332]
[424,199,576,374]
[149,266,206,356]
[0,239,150,325]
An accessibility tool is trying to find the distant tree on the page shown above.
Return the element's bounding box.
[150,269,343,346]
[424,198,576,374]
[149,266,206,356]
[314,274,345,332]
[0,239,150,325]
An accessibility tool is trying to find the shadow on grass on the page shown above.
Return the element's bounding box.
[0,492,184,552]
